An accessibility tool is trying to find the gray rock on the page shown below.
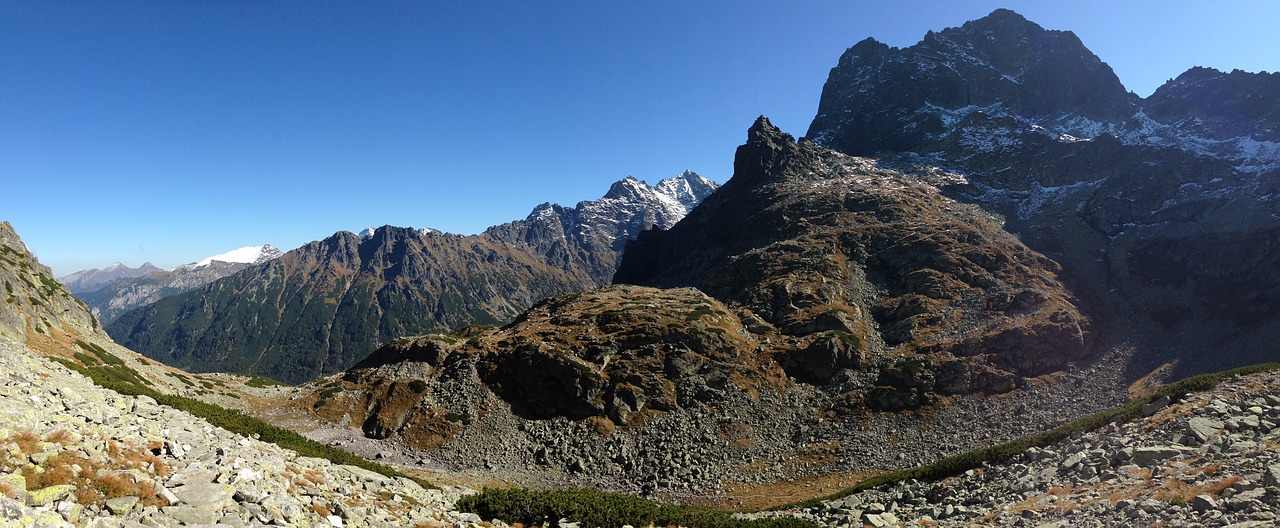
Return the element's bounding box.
[1141,395,1171,416]
[172,482,236,510]
[1187,417,1223,443]
[161,505,220,525]
[1192,494,1218,512]
[1133,446,1185,466]
[104,496,139,515]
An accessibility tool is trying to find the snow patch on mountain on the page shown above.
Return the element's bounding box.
[193,245,282,268]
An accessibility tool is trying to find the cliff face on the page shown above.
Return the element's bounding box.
[0,221,106,347]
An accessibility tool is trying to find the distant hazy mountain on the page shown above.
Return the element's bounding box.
[59,262,162,294]
[108,172,718,383]
[77,245,284,324]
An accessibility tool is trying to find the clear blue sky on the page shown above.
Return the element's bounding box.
[4,1,1278,276]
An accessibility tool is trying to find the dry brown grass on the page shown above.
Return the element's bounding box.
[312,503,332,517]
[43,429,73,446]
[107,440,169,477]
[0,481,14,499]
[12,437,168,508]
[11,431,39,453]
[586,415,615,437]
[1128,362,1175,400]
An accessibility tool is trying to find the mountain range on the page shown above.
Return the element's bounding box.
[1,7,1278,522]
[107,171,717,383]
[296,8,1280,498]
[58,261,162,294]
[73,245,284,324]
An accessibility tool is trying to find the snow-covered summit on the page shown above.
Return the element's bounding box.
[193,245,283,268]
[358,227,376,239]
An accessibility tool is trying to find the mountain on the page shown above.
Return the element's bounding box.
[311,118,1111,498]
[75,244,285,324]
[191,244,283,268]
[804,8,1280,375]
[617,118,1091,408]
[0,221,106,346]
[107,172,717,384]
[59,261,162,294]
[484,170,718,284]
[78,261,252,324]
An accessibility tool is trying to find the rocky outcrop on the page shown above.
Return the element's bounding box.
[307,119,1121,501]
[0,221,106,347]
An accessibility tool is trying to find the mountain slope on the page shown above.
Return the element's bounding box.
[108,173,717,384]
[59,262,162,294]
[804,8,1280,374]
[0,221,106,346]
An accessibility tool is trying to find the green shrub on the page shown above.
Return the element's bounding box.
[457,488,816,528]
[408,379,428,393]
[245,375,288,388]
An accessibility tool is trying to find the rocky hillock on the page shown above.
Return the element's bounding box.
[804,8,1280,376]
[107,173,717,384]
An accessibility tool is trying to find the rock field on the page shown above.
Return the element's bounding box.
[0,337,499,528]
[762,368,1280,527]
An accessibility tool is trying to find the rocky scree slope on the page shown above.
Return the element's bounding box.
[805,8,1280,375]
[0,337,492,528]
[767,368,1280,527]
[107,173,716,385]
[299,120,1122,501]
[59,262,162,295]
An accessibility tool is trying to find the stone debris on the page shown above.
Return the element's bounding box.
[756,369,1280,527]
[0,337,503,527]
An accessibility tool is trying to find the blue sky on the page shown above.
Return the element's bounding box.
[3,1,1278,276]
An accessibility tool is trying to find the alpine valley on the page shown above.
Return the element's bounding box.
[2,8,1279,528]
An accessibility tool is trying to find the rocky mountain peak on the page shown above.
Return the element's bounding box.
[602,176,651,201]
[807,9,1134,156]
[1145,66,1280,142]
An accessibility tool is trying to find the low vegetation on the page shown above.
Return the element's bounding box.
[456,488,817,528]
